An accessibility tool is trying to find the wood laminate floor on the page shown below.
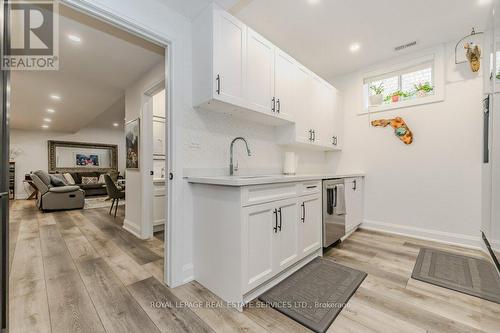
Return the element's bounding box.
[8,200,500,332]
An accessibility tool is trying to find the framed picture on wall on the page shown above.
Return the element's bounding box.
[125,118,140,169]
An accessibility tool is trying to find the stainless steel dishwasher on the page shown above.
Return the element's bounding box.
[323,179,346,247]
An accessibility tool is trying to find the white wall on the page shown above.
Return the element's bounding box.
[331,42,484,247]
[183,109,337,176]
[10,126,125,199]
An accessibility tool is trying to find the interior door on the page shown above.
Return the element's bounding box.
[245,28,274,115]
[299,195,322,256]
[274,199,299,271]
[213,10,246,106]
[0,0,10,329]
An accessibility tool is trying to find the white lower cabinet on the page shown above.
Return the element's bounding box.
[345,177,364,233]
[243,201,276,291]
[274,199,300,271]
[299,195,322,257]
[243,196,313,293]
[193,181,322,308]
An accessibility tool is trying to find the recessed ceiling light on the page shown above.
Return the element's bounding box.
[68,34,82,43]
[43,118,52,122]
[308,0,321,4]
[113,123,119,127]
[41,125,49,129]
[349,42,361,53]
[47,108,55,113]
[50,94,61,101]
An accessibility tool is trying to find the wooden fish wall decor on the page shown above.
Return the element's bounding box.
[371,117,413,145]
[464,42,481,72]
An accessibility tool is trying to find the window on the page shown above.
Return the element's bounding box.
[364,61,434,108]
[360,46,446,114]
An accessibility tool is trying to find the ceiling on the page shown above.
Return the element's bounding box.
[233,0,492,79]
[154,0,242,18]
[11,5,164,133]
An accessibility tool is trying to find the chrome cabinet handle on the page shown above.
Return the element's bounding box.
[301,203,305,223]
[272,97,276,112]
[276,99,281,114]
[273,209,278,233]
[352,180,357,191]
[278,208,282,231]
[216,75,221,95]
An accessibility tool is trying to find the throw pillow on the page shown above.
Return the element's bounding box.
[63,173,76,185]
[98,174,105,184]
[81,176,98,185]
[50,175,66,187]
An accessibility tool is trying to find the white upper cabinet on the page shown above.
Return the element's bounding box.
[213,10,246,106]
[245,28,275,115]
[274,49,300,122]
[193,4,341,150]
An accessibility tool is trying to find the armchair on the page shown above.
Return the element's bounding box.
[31,170,85,211]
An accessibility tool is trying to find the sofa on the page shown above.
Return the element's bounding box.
[31,170,85,211]
[63,171,119,196]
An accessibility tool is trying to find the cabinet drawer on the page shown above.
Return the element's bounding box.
[299,181,321,196]
[242,183,298,207]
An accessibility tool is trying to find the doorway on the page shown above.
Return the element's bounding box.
[3,1,174,331]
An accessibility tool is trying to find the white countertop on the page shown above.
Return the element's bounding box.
[185,172,365,186]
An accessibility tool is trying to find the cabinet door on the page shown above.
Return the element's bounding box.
[242,202,277,292]
[246,28,275,114]
[345,177,364,233]
[299,195,322,257]
[330,89,341,148]
[317,84,335,147]
[274,199,299,271]
[274,49,299,121]
[213,10,246,105]
[295,66,313,143]
[310,77,332,147]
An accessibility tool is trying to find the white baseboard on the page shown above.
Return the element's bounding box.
[182,263,194,283]
[123,219,142,239]
[361,219,482,250]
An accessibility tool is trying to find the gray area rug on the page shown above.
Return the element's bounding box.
[259,258,366,333]
[84,197,125,210]
[412,248,500,304]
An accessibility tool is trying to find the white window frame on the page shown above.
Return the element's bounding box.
[360,45,445,115]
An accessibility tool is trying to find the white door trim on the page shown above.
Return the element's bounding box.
[60,0,179,287]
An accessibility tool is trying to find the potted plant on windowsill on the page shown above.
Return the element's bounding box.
[414,82,434,98]
[387,90,409,103]
[369,83,384,106]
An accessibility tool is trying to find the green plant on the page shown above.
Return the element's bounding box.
[392,90,410,97]
[414,82,434,93]
[369,82,384,95]
[384,90,410,102]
